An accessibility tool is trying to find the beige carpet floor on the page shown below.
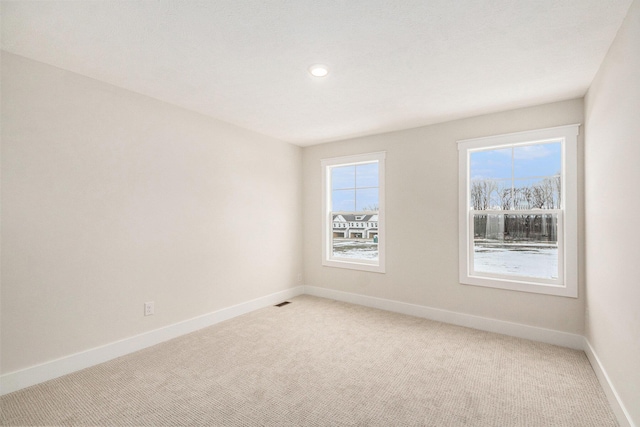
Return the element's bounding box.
[1,295,617,426]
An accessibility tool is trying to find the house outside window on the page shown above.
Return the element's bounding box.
[322,152,386,273]
[458,125,579,297]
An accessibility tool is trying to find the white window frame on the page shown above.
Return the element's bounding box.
[458,124,579,297]
[322,152,386,273]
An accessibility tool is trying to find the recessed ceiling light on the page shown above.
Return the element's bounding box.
[309,64,329,77]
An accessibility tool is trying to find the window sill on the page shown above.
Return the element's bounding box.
[460,274,577,298]
[323,259,385,274]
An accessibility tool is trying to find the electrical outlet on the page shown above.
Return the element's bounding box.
[297,273,303,285]
[144,301,154,316]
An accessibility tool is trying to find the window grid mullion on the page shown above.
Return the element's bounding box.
[470,209,563,215]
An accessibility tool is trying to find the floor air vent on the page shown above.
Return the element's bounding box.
[274,301,291,307]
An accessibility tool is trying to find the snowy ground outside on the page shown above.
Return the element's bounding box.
[332,240,378,260]
[474,244,558,279]
[331,239,556,279]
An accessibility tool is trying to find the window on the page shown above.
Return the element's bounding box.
[322,152,385,273]
[458,125,579,297]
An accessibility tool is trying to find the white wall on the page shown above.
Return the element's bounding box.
[0,52,303,374]
[302,99,585,334]
[584,0,640,423]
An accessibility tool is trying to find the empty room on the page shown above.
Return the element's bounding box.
[1,1,639,426]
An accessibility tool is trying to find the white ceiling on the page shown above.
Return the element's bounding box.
[1,0,633,146]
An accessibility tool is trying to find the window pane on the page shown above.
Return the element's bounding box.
[513,177,561,209]
[470,142,562,211]
[470,148,512,180]
[331,166,355,190]
[355,162,379,188]
[331,189,355,211]
[473,213,558,279]
[513,142,561,178]
[331,213,379,260]
[469,179,501,210]
[355,188,378,211]
[492,180,515,210]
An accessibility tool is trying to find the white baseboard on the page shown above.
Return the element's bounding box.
[583,338,635,427]
[0,286,304,396]
[304,285,585,349]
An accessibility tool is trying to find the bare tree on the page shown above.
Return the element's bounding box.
[470,181,484,210]
[470,179,497,210]
[361,204,379,212]
[497,183,513,210]
[552,175,561,208]
[471,174,561,242]
[470,179,499,240]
